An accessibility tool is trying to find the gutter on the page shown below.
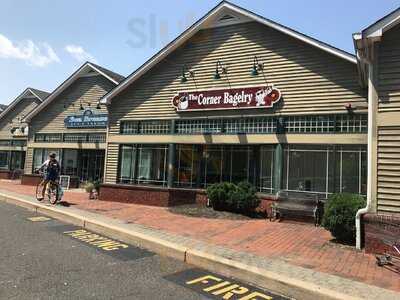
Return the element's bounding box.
[355,51,375,250]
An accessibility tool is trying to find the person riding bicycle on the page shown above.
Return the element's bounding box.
[37,152,60,201]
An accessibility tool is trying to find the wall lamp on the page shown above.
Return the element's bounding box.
[214,60,227,80]
[180,65,194,83]
[251,56,264,76]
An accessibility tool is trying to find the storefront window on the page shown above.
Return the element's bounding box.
[227,147,252,183]
[10,151,25,170]
[137,145,168,185]
[283,145,367,197]
[118,144,168,186]
[335,146,367,194]
[0,151,9,169]
[175,145,199,187]
[32,148,60,172]
[119,145,136,184]
[203,146,223,186]
[62,149,78,176]
[202,145,253,187]
[284,147,328,194]
[259,146,274,193]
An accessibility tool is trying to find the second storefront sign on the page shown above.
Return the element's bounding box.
[172,85,281,112]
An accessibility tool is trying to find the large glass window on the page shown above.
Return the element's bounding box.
[10,151,25,170]
[335,146,367,194]
[284,146,329,194]
[32,148,60,172]
[137,145,168,185]
[0,151,9,169]
[283,145,367,197]
[202,145,253,187]
[117,144,168,186]
[203,146,223,186]
[259,146,274,193]
[174,145,200,187]
[62,149,78,176]
[119,145,136,184]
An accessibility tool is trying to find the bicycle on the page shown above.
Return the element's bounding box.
[35,170,60,205]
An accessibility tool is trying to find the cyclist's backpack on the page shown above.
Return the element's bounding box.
[47,160,59,173]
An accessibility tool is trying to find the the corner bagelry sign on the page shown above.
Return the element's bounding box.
[64,109,108,128]
[172,85,281,112]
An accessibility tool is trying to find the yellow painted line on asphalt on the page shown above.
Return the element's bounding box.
[28,216,52,222]
[63,229,129,252]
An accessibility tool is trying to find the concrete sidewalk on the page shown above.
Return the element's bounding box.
[0,180,399,299]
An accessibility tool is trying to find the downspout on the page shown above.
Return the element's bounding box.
[356,50,375,250]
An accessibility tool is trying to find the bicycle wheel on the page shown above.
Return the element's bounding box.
[48,182,59,205]
[36,182,44,201]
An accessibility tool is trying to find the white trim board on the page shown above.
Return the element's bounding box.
[101,1,356,105]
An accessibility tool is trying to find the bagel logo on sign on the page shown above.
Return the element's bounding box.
[172,85,281,112]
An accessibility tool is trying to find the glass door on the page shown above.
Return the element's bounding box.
[79,150,105,182]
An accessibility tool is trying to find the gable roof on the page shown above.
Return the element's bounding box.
[24,61,124,122]
[0,104,8,111]
[361,7,400,39]
[0,87,49,121]
[353,6,400,86]
[101,0,356,104]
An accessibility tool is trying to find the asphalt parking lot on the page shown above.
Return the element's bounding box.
[0,201,290,300]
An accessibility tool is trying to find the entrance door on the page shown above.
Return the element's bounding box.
[79,150,105,182]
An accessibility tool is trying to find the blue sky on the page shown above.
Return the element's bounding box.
[0,0,398,104]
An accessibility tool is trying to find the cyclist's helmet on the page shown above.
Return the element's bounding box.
[49,152,57,159]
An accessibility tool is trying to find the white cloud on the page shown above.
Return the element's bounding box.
[0,33,60,67]
[65,44,97,64]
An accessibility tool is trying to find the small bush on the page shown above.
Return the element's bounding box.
[84,182,95,193]
[206,182,236,211]
[84,181,101,193]
[322,193,366,244]
[206,181,260,216]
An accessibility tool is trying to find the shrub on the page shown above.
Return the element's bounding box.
[206,181,259,216]
[84,182,95,193]
[206,182,236,211]
[233,181,259,215]
[84,181,101,193]
[322,193,366,244]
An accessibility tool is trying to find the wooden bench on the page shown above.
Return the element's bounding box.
[271,190,325,226]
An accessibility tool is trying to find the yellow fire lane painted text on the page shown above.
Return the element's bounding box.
[63,229,129,251]
[186,275,273,300]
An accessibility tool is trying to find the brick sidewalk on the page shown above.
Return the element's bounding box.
[3,180,399,292]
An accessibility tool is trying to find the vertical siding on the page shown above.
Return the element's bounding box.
[378,24,400,112]
[104,143,119,184]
